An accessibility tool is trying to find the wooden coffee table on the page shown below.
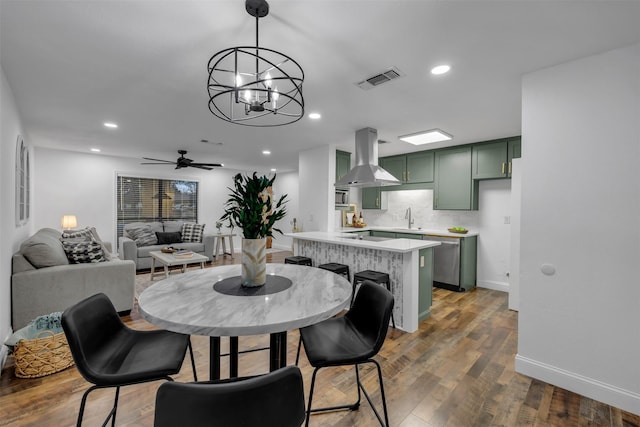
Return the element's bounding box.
[149,250,209,280]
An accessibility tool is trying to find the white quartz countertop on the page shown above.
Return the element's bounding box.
[337,226,479,238]
[285,231,441,252]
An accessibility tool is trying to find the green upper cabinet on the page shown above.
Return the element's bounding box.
[335,150,351,184]
[472,136,521,179]
[434,146,478,210]
[507,138,521,177]
[362,187,382,209]
[379,155,405,182]
[379,151,434,184]
[407,151,434,183]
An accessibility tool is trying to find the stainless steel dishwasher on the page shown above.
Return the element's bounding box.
[424,235,463,292]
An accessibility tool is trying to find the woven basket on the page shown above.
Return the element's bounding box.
[14,330,74,378]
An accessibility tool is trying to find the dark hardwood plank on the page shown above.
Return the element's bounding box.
[2,251,639,427]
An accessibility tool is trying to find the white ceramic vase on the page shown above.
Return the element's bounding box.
[241,238,267,287]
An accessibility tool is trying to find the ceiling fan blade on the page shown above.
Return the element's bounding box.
[142,157,175,163]
[190,162,223,167]
[190,165,214,170]
[140,162,178,165]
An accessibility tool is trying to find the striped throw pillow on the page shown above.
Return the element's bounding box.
[181,223,205,243]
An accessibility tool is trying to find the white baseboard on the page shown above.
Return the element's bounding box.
[515,354,640,416]
[477,279,509,293]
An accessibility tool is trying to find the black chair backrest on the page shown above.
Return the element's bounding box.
[346,281,395,355]
[61,293,127,384]
[154,366,306,427]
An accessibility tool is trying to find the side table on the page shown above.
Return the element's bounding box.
[214,233,236,259]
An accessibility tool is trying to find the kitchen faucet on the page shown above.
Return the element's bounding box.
[405,207,414,229]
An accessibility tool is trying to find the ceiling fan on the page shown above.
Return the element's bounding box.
[141,150,223,170]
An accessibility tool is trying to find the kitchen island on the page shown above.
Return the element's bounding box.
[285,231,440,332]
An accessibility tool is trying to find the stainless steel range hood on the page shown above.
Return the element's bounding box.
[335,127,401,187]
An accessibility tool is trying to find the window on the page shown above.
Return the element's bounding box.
[15,136,30,226]
[116,175,199,239]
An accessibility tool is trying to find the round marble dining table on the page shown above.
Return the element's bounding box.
[138,263,351,379]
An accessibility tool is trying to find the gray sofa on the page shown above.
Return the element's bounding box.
[11,228,136,330]
[119,221,214,270]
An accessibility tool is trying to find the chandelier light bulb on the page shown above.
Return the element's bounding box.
[243,90,252,101]
[236,74,243,87]
[264,72,272,89]
[272,88,279,108]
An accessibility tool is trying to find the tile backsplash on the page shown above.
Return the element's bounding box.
[361,189,480,230]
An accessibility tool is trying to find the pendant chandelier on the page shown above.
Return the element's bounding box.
[207,0,305,127]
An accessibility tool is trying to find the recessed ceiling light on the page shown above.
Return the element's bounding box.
[90,148,101,153]
[431,65,451,75]
[308,112,321,120]
[262,150,271,155]
[399,129,453,145]
[270,168,277,172]
[103,122,118,128]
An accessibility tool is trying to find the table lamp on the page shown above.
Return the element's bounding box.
[61,215,78,230]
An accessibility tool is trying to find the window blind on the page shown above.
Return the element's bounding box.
[116,175,199,239]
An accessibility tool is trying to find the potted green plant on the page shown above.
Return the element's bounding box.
[220,172,288,286]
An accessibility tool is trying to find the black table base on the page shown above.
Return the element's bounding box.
[208,274,293,379]
[209,332,288,380]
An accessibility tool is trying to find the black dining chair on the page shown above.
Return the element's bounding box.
[154,366,306,427]
[298,281,394,427]
[62,293,197,427]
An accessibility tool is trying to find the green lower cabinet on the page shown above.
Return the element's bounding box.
[418,247,433,321]
[395,232,423,240]
[370,230,396,238]
[459,236,478,291]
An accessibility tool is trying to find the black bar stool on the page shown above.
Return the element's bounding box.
[318,263,350,282]
[352,270,395,328]
[284,256,312,266]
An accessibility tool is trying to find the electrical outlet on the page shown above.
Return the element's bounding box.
[504,216,511,224]
[420,255,425,267]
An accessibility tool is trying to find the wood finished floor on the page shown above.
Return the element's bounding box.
[1,250,638,426]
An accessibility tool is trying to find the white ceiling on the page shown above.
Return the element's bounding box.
[2,1,639,173]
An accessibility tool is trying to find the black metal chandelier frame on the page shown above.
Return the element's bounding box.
[207,1,305,127]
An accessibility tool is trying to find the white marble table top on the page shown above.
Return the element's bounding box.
[138,263,351,336]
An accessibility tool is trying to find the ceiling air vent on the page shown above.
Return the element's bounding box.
[356,67,404,90]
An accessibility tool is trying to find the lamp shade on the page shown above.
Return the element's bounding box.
[61,215,78,230]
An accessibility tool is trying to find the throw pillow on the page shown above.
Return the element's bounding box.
[181,223,205,243]
[127,225,158,247]
[156,231,183,245]
[61,239,106,263]
[61,227,93,241]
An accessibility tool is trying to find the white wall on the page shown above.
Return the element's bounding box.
[271,171,299,250]
[298,144,333,233]
[1,66,34,371]
[517,44,640,414]
[363,183,513,291]
[32,148,299,255]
